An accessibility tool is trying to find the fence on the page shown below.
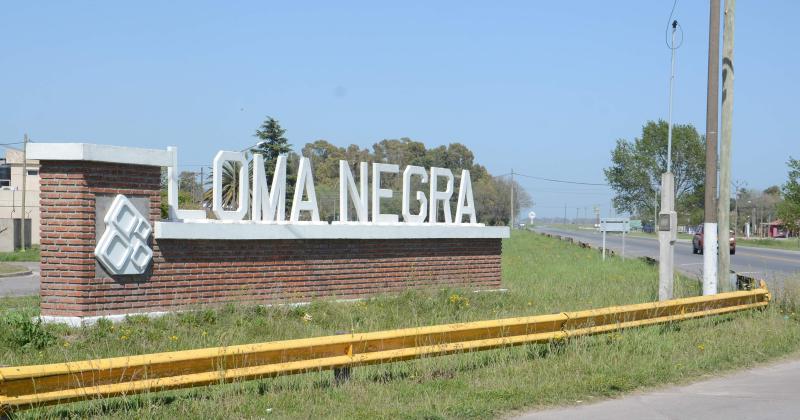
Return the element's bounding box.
[0,284,770,414]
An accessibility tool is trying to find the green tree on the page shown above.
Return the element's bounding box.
[202,160,243,211]
[604,120,705,222]
[203,117,295,210]
[252,116,292,182]
[472,176,532,226]
[777,157,800,235]
[253,117,290,160]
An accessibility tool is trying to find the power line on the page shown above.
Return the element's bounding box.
[511,172,609,187]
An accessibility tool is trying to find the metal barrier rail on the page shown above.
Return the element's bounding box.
[0,283,770,414]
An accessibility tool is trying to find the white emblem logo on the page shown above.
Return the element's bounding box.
[95,194,153,275]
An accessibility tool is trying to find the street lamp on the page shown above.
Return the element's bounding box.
[241,141,267,154]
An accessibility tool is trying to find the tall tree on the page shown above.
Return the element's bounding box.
[252,116,292,181]
[604,120,705,222]
[777,157,800,235]
[203,117,295,210]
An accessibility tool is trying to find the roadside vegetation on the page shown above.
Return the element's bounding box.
[0,245,40,262]
[736,237,800,251]
[1,231,799,419]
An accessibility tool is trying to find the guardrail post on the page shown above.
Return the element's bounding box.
[333,330,352,385]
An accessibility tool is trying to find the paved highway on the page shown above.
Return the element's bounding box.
[535,226,800,291]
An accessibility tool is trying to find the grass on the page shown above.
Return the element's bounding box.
[736,237,800,252]
[0,245,40,262]
[1,231,799,419]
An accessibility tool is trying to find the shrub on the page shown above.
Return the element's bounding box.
[2,313,56,350]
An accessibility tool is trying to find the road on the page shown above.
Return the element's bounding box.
[0,262,39,297]
[535,226,800,291]
[517,357,800,420]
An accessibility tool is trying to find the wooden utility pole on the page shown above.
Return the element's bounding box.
[702,0,721,295]
[717,0,735,291]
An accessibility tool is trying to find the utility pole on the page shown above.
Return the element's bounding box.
[564,204,567,224]
[20,134,28,251]
[732,179,746,233]
[703,0,721,295]
[509,169,514,228]
[593,205,600,227]
[717,0,735,292]
[200,167,204,199]
[658,20,679,301]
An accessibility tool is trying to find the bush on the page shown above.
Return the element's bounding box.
[2,313,56,350]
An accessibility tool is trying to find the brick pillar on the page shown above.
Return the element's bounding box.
[39,161,161,318]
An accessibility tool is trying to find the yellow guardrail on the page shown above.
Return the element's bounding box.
[0,282,770,414]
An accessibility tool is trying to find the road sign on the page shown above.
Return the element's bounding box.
[528,211,536,225]
[600,217,630,233]
[599,217,630,261]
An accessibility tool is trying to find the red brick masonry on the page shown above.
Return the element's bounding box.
[39,161,502,318]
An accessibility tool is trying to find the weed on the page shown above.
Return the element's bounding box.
[2,312,56,350]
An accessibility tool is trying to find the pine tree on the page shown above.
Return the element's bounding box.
[253,117,292,174]
[252,116,295,202]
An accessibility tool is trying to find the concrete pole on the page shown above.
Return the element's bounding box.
[20,133,28,251]
[703,0,721,295]
[717,0,735,292]
[658,20,681,301]
[509,169,514,228]
[659,173,675,301]
[666,21,677,173]
[200,167,204,204]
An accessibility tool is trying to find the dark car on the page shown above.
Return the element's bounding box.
[692,226,735,255]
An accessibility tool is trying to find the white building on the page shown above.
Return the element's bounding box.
[0,148,40,250]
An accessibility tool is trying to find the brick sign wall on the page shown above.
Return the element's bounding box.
[38,159,502,320]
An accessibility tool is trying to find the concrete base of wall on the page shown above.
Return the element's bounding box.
[39,288,507,326]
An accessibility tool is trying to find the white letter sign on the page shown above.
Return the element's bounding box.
[454,170,477,224]
[290,156,321,222]
[212,151,249,221]
[339,161,368,222]
[165,148,490,231]
[372,163,400,223]
[402,165,428,224]
[429,167,454,224]
[252,154,287,222]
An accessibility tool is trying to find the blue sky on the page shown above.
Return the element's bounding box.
[2,1,798,218]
